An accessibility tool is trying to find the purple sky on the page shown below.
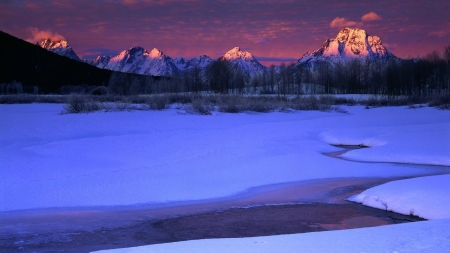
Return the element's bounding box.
[1,0,449,66]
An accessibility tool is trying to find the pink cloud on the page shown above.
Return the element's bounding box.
[26,27,65,43]
[244,34,269,44]
[330,17,361,28]
[122,0,199,6]
[25,2,42,10]
[428,30,450,38]
[122,0,137,5]
[361,12,382,22]
[50,0,74,8]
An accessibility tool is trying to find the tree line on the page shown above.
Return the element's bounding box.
[2,29,448,97]
[112,45,449,97]
[308,46,450,96]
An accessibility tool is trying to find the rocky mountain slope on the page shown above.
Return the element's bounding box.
[297,28,396,66]
[221,47,267,77]
[176,55,213,71]
[90,47,180,76]
[39,38,81,61]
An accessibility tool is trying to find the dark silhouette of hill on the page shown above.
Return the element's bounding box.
[0,31,159,94]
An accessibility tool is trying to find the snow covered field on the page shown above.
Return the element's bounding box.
[1,103,449,252]
[1,104,449,211]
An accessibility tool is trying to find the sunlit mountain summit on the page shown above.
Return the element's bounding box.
[39,38,81,61]
[297,27,396,66]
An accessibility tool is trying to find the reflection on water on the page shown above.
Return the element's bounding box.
[0,177,392,237]
[320,216,389,230]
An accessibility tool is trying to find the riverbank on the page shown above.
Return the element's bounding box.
[0,177,424,253]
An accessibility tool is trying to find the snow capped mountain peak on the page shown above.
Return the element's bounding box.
[90,46,179,76]
[39,38,81,61]
[297,27,395,66]
[149,48,164,58]
[221,47,266,78]
[40,38,70,50]
[115,47,146,59]
[228,46,241,53]
[223,47,254,60]
[90,55,111,68]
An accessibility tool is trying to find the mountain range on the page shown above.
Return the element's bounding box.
[89,47,180,76]
[38,28,397,77]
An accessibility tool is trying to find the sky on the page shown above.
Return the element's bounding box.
[1,0,449,66]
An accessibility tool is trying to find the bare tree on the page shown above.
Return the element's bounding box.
[269,64,276,94]
[206,58,232,94]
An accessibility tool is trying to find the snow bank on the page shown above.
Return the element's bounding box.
[348,175,450,219]
[1,104,449,211]
[320,106,450,166]
[92,218,450,253]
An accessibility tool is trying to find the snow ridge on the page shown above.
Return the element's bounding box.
[90,55,111,68]
[184,55,213,70]
[175,55,213,71]
[173,57,187,70]
[297,28,396,66]
[39,38,81,61]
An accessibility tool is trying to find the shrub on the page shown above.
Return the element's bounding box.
[428,94,450,110]
[0,94,33,104]
[290,95,332,111]
[334,97,357,106]
[0,94,67,104]
[144,95,169,110]
[218,95,244,113]
[331,106,349,114]
[245,97,278,112]
[167,94,193,104]
[186,97,214,115]
[63,95,87,113]
[63,95,105,113]
[115,102,132,111]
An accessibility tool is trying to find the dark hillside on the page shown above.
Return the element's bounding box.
[0,31,159,94]
[0,31,113,93]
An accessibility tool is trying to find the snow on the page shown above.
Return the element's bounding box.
[1,104,449,212]
[1,103,450,252]
[223,47,254,60]
[222,47,267,77]
[90,45,266,76]
[93,219,450,253]
[322,107,450,166]
[348,175,450,219]
[94,46,179,76]
[149,48,163,58]
[173,57,186,70]
[184,55,212,70]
